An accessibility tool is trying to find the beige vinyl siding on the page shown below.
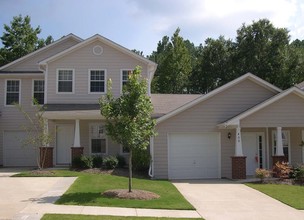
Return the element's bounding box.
[4,38,80,72]
[154,79,277,179]
[241,94,304,127]
[46,41,148,104]
[0,75,44,165]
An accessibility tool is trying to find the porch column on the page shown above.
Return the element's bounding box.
[231,124,246,179]
[71,119,84,165]
[272,127,285,166]
[39,118,53,168]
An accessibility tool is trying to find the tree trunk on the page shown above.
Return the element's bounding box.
[128,148,132,192]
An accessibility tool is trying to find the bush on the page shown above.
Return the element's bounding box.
[116,155,126,168]
[273,161,292,179]
[72,156,84,169]
[103,156,119,169]
[255,168,271,182]
[132,148,151,172]
[93,155,103,168]
[81,155,93,169]
[292,165,304,183]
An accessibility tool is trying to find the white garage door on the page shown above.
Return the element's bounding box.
[168,133,220,179]
[3,131,36,166]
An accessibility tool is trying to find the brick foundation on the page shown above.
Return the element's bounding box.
[272,156,287,166]
[39,147,54,168]
[231,156,247,179]
[71,147,84,161]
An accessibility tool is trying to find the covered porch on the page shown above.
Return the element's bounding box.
[219,87,304,179]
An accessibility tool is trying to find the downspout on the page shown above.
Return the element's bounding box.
[148,136,154,178]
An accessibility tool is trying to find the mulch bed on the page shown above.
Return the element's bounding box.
[102,189,160,200]
[29,170,56,176]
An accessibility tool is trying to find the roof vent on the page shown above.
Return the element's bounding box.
[93,45,103,56]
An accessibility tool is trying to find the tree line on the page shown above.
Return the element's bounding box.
[1,15,304,93]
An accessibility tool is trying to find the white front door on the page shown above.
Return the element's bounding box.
[242,132,265,176]
[56,124,74,165]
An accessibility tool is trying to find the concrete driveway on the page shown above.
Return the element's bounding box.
[173,179,304,220]
[0,168,76,220]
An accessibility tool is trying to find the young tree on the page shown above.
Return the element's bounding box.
[100,66,156,192]
[0,14,53,66]
[15,99,53,169]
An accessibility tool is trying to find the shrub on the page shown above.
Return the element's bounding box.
[81,155,93,169]
[255,168,271,182]
[71,156,84,169]
[92,155,103,168]
[116,155,126,168]
[292,165,304,183]
[132,148,151,172]
[272,161,292,179]
[103,156,119,169]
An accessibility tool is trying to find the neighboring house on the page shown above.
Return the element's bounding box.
[1,34,304,180]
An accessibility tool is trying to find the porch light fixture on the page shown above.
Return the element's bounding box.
[227,132,231,139]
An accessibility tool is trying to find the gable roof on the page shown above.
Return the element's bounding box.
[0,34,83,71]
[218,86,304,127]
[156,73,282,124]
[38,34,157,69]
[151,94,201,118]
[296,81,304,90]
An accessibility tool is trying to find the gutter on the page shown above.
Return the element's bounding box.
[148,137,154,178]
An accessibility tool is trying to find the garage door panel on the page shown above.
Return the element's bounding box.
[3,131,36,166]
[169,133,220,179]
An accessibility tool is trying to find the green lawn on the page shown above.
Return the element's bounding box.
[15,169,194,210]
[41,214,203,220]
[246,183,304,209]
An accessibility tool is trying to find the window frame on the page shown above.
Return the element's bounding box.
[120,69,133,93]
[56,69,75,94]
[5,79,21,107]
[88,69,107,94]
[32,79,45,105]
[89,123,108,155]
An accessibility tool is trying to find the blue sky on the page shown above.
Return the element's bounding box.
[0,0,304,55]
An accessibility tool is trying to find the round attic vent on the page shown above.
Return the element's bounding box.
[93,45,103,55]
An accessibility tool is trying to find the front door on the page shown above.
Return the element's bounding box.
[56,124,74,165]
[242,132,265,176]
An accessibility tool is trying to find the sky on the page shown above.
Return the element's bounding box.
[0,0,304,55]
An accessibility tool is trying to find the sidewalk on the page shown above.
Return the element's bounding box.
[13,176,201,220]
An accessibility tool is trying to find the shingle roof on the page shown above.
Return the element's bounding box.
[151,94,202,118]
[44,94,202,119]
[296,81,304,90]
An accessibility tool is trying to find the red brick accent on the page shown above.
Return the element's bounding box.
[71,147,84,160]
[272,156,287,166]
[39,147,54,168]
[231,156,247,179]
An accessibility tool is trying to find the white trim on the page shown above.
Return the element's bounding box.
[88,69,107,94]
[45,65,48,104]
[158,73,282,124]
[56,68,75,94]
[266,127,269,169]
[43,110,103,120]
[39,34,157,67]
[120,69,133,94]
[4,79,21,107]
[272,130,291,162]
[0,34,82,71]
[89,123,108,156]
[219,87,304,127]
[0,73,43,77]
[32,79,45,106]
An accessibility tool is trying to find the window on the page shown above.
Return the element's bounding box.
[121,70,132,90]
[90,124,107,154]
[6,80,20,105]
[57,69,73,93]
[33,80,44,104]
[89,70,105,93]
[121,145,130,154]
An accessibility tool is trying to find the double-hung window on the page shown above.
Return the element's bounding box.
[57,69,73,93]
[6,80,20,105]
[90,124,107,155]
[33,80,44,105]
[121,70,132,92]
[89,70,105,93]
